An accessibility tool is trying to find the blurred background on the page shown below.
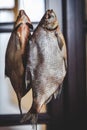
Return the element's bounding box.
[0,0,87,129]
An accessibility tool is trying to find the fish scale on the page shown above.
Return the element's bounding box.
[21,9,67,125]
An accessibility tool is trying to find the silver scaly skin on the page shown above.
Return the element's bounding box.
[21,9,67,124]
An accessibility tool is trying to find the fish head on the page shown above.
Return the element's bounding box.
[15,10,33,30]
[42,9,58,30]
[15,10,33,54]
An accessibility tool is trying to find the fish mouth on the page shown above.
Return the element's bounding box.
[15,9,33,30]
[19,10,26,16]
[46,9,56,19]
[42,9,58,31]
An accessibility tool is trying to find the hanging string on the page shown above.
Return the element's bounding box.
[22,0,25,10]
[19,0,25,11]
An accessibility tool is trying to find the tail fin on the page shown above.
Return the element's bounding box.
[20,110,38,124]
[20,111,38,130]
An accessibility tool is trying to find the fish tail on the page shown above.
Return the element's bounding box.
[32,122,37,130]
[20,110,38,124]
[20,111,30,123]
[17,94,22,115]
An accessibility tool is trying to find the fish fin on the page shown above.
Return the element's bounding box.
[63,57,67,71]
[20,112,32,123]
[25,67,32,89]
[55,29,67,70]
[15,34,21,51]
[25,79,30,89]
[54,90,59,99]
[20,111,38,124]
[16,42,21,50]
[55,30,64,51]
[45,96,52,104]
[20,111,31,123]
[54,84,63,99]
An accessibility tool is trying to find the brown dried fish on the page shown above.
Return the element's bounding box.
[5,10,33,114]
[21,9,67,123]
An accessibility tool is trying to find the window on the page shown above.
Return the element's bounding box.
[18,0,45,22]
[0,0,14,8]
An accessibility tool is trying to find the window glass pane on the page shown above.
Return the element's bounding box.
[0,125,44,130]
[0,11,14,22]
[18,0,45,22]
[0,33,12,114]
[0,33,16,114]
[0,0,15,8]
